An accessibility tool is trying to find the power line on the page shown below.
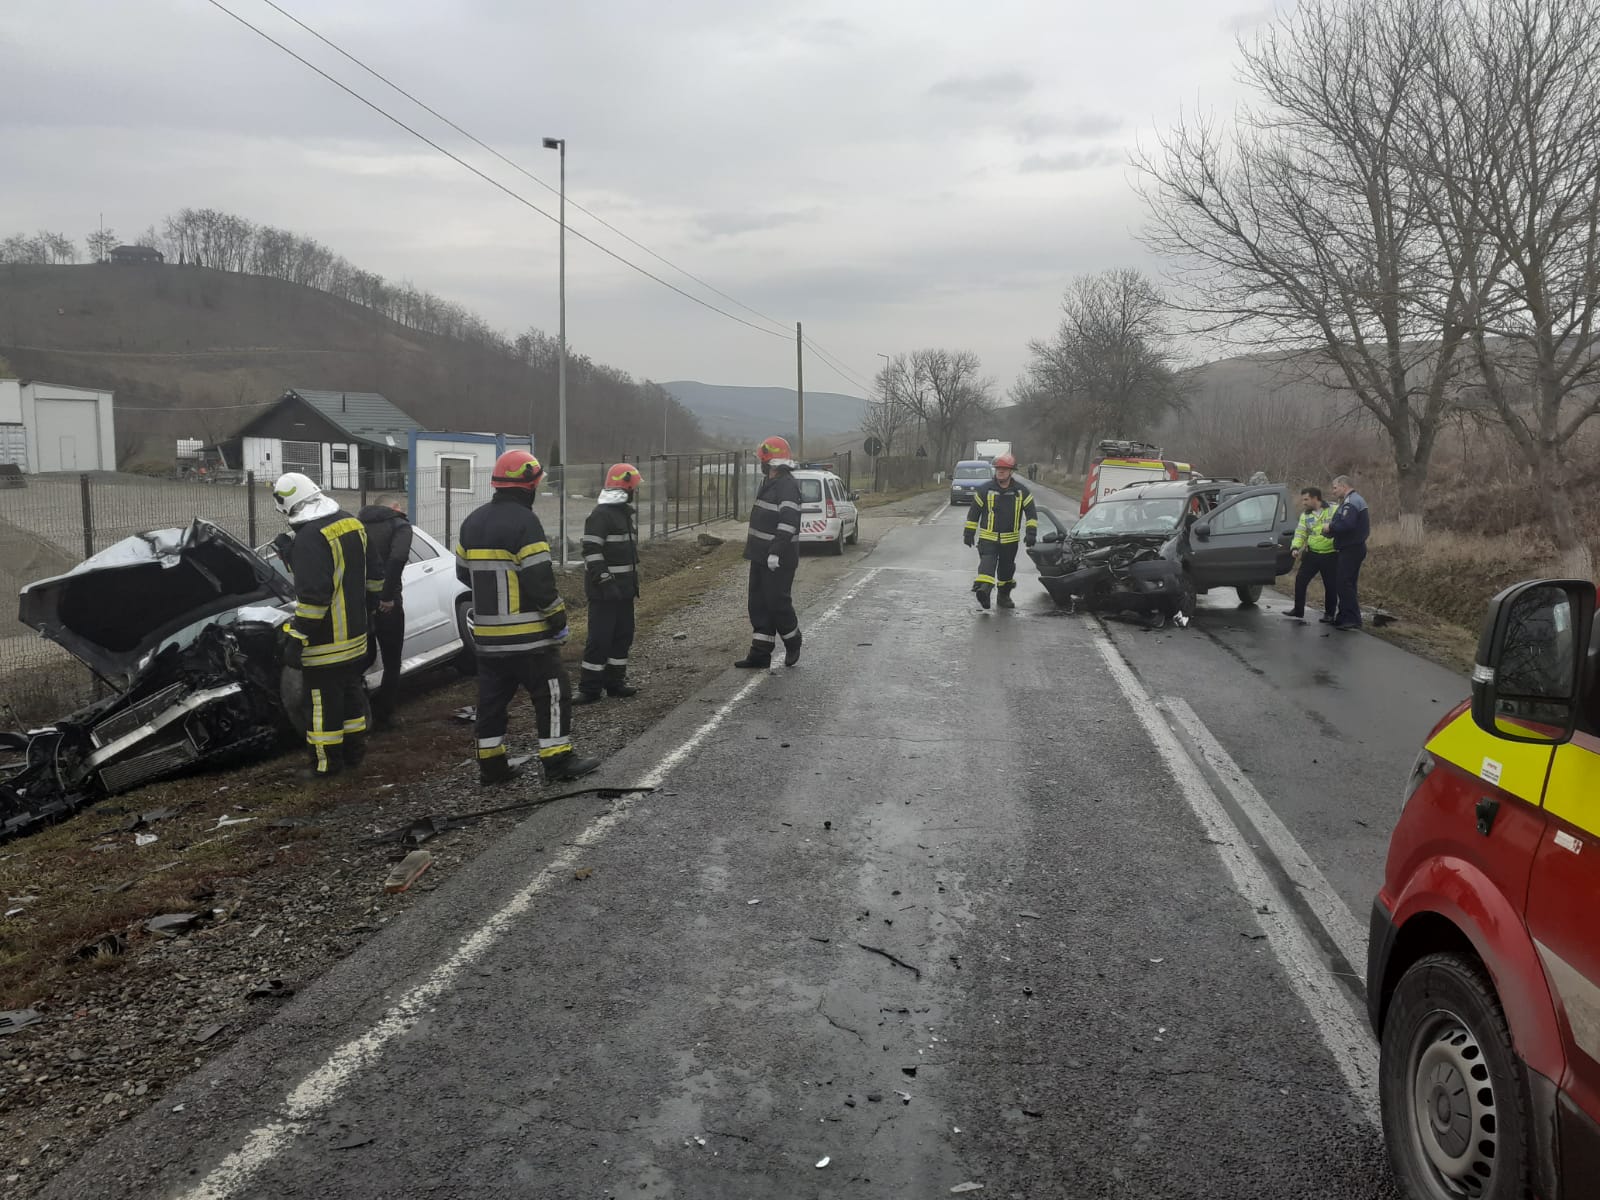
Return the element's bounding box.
[257,0,796,342]
[205,0,790,343]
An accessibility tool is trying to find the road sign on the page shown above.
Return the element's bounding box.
[863,436,883,456]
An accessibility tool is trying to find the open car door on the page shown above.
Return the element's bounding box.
[1026,507,1071,579]
[1186,485,1295,590]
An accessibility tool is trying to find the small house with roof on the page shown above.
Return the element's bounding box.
[229,388,421,491]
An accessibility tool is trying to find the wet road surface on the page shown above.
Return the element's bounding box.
[43,486,1451,1198]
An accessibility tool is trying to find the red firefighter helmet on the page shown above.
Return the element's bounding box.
[993,452,1017,471]
[757,435,795,469]
[606,462,643,492]
[491,449,544,490]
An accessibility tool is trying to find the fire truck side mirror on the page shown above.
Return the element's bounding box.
[1471,578,1595,745]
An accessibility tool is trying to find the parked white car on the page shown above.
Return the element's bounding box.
[792,469,860,555]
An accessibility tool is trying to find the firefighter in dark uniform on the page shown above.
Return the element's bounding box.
[576,462,644,704]
[271,472,376,780]
[358,495,413,729]
[963,453,1037,609]
[735,436,803,668]
[455,450,600,786]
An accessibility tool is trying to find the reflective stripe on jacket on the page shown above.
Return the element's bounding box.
[965,479,1038,544]
[744,471,803,564]
[1292,505,1336,555]
[582,500,640,601]
[454,493,568,654]
[287,511,372,668]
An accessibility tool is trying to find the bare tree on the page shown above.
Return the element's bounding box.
[1023,270,1186,471]
[1136,0,1477,540]
[1415,0,1600,575]
[889,349,994,467]
[86,227,118,261]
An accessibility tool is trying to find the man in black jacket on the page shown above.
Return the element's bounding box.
[577,463,643,704]
[455,450,600,786]
[359,495,413,729]
[736,435,803,669]
[271,472,376,780]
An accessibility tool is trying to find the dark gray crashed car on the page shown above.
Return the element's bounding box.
[1,520,298,840]
[1026,480,1296,620]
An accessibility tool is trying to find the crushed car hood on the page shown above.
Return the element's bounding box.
[18,519,295,681]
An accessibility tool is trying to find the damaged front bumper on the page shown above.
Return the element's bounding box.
[1040,556,1184,615]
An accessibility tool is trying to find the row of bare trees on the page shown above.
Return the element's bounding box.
[1136,0,1600,571]
[864,349,996,466]
[0,231,79,265]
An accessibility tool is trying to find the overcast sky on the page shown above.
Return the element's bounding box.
[3,0,1282,397]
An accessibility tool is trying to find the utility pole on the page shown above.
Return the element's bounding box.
[795,322,805,459]
[543,136,568,567]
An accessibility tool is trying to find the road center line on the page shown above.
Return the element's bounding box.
[173,568,884,1200]
[1093,635,1379,1128]
[1160,696,1369,974]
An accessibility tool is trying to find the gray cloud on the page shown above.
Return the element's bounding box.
[928,70,1033,103]
[1014,112,1124,142]
[1019,147,1125,173]
[695,208,823,239]
[1222,6,1280,34]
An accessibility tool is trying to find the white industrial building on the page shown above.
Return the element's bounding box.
[0,378,118,473]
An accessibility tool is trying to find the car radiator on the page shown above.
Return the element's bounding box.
[90,683,188,749]
[97,737,200,794]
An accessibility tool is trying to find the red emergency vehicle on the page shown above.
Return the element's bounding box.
[1368,577,1600,1199]
[1079,440,1193,515]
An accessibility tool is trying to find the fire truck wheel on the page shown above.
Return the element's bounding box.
[1379,952,1532,1200]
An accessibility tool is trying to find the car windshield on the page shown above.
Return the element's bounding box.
[797,478,823,503]
[955,465,991,480]
[1074,496,1185,536]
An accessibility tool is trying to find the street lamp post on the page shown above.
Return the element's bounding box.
[542,135,567,567]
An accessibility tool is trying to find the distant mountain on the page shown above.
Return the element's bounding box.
[662,380,868,446]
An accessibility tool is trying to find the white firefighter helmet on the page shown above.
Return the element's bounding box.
[272,472,339,526]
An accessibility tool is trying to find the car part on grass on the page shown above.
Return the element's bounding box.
[0,1009,44,1036]
[384,850,433,893]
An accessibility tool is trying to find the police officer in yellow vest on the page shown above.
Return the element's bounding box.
[1283,485,1338,623]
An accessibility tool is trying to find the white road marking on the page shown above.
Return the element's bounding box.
[1161,696,1369,973]
[1093,635,1380,1128]
[173,568,885,1200]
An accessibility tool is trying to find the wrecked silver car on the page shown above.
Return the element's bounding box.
[1026,480,1296,622]
[1,520,297,840]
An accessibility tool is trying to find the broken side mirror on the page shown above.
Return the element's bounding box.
[1471,578,1594,745]
[1192,522,1211,541]
[1041,531,1061,544]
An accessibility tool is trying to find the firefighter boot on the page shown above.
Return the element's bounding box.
[782,631,802,667]
[973,582,992,610]
[606,681,640,698]
[296,745,343,783]
[479,755,522,787]
[342,733,368,775]
[997,589,1016,610]
[574,687,605,706]
[734,643,772,669]
[543,750,601,783]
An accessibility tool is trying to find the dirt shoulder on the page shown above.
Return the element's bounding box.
[0,490,941,1196]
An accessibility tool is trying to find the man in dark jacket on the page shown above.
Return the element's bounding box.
[359,495,413,729]
[1327,474,1371,632]
[271,472,375,781]
[963,453,1037,609]
[577,463,644,704]
[735,435,803,669]
[455,450,600,786]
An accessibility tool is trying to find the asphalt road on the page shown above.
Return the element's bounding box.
[42,485,1461,1199]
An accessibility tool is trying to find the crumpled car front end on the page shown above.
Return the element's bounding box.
[2,520,297,840]
[1040,536,1184,615]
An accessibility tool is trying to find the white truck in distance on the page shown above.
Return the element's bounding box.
[972,439,1011,462]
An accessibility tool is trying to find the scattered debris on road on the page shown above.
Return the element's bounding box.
[950,1183,984,1193]
[857,942,922,978]
[815,1156,830,1168]
[574,867,594,881]
[0,1008,43,1035]
[144,912,203,937]
[383,850,433,893]
[246,979,295,1000]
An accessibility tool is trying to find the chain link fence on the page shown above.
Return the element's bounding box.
[0,451,755,722]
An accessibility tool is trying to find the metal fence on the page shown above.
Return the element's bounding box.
[0,453,756,721]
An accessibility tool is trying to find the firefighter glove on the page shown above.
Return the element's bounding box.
[280,627,305,670]
[271,531,295,562]
[766,553,780,571]
[963,531,975,548]
[1025,531,1036,547]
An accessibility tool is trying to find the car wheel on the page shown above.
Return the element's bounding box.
[454,597,478,677]
[1236,584,1263,606]
[829,527,844,555]
[1379,952,1532,1200]
[846,519,859,545]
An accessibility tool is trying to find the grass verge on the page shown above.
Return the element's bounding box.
[0,534,738,1010]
